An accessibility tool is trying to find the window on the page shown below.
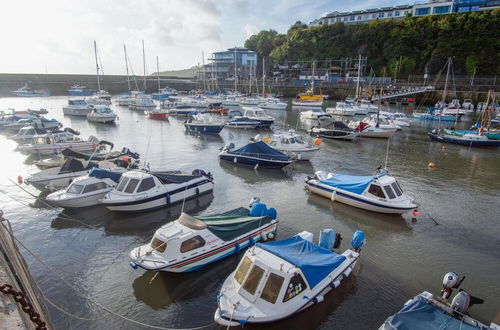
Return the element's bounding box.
[124,178,139,193]
[349,16,355,21]
[180,235,206,253]
[391,182,403,197]
[378,12,384,18]
[372,14,377,18]
[471,5,479,10]
[242,265,265,295]
[116,177,129,192]
[395,10,400,16]
[82,182,107,194]
[458,6,470,12]
[415,7,430,16]
[67,184,84,194]
[137,177,155,192]
[234,257,253,284]
[357,15,362,20]
[283,273,307,302]
[383,185,396,199]
[343,17,348,21]
[281,138,289,144]
[368,184,385,198]
[151,237,167,253]
[336,17,341,22]
[434,5,450,14]
[294,136,304,144]
[395,181,404,194]
[387,12,393,17]
[288,138,295,144]
[260,273,284,304]
[404,10,409,14]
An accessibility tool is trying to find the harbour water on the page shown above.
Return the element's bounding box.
[0,96,499,329]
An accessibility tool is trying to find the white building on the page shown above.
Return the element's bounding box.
[413,0,453,16]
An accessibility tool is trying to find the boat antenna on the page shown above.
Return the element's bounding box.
[94,40,101,92]
[156,56,161,93]
[142,40,147,92]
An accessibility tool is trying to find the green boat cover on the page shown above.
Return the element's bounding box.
[195,207,272,241]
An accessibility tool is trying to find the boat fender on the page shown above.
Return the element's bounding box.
[330,191,336,201]
[351,230,365,250]
[329,279,341,288]
[129,262,138,270]
[233,157,237,163]
[267,232,275,240]
[17,176,23,184]
[234,243,240,253]
[343,267,353,278]
[249,237,255,246]
[313,295,324,304]
[261,232,267,241]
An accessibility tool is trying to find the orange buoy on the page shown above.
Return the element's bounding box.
[428,162,436,168]
[441,145,446,151]
[412,210,420,217]
[122,156,130,163]
[314,138,322,146]
[17,176,23,184]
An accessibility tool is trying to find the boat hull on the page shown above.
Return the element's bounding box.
[219,152,292,169]
[292,100,323,107]
[87,115,117,123]
[311,129,358,141]
[185,124,224,134]
[358,129,397,138]
[306,181,416,214]
[47,190,112,208]
[63,107,91,116]
[428,133,500,147]
[68,91,95,96]
[26,171,89,191]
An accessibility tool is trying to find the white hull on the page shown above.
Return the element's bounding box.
[47,189,112,208]
[18,143,96,155]
[292,100,323,107]
[87,114,117,123]
[275,147,319,161]
[359,129,397,138]
[27,171,88,191]
[63,107,91,116]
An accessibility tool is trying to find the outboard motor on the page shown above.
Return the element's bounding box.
[441,272,463,299]
[222,142,235,152]
[451,291,472,314]
[351,230,365,252]
[249,197,261,207]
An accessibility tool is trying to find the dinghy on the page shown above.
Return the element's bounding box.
[100,169,214,212]
[214,229,366,326]
[219,141,293,169]
[129,199,278,272]
[305,170,417,214]
[46,168,124,208]
[380,272,498,330]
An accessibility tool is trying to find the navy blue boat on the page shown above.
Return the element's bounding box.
[184,112,224,134]
[428,132,500,148]
[219,141,293,168]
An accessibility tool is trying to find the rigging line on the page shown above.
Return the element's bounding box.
[0,220,215,330]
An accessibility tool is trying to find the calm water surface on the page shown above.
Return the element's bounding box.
[0,96,499,330]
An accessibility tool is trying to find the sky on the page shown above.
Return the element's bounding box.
[0,0,404,74]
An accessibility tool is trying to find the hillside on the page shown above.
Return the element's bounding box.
[150,66,198,78]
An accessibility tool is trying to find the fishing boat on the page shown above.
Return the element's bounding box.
[63,99,93,116]
[129,198,278,272]
[67,84,95,96]
[219,141,293,169]
[310,115,359,141]
[355,122,397,138]
[11,83,50,97]
[326,102,357,116]
[258,130,321,161]
[462,98,475,111]
[148,108,169,119]
[225,110,260,129]
[185,112,224,134]
[86,105,117,123]
[214,229,366,326]
[300,108,327,120]
[380,272,498,330]
[46,168,124,208]
[258,98,287,110]
[240,107,275,127]
[100,169,214,212]
[305,170,417,214]
[17,132,100,155]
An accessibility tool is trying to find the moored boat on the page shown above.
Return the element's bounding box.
[17,132,100,155]
[305,170,417,214]
[310,115,359,141]
[129,198,278,272]
[184,112,224,134]
[63,99,92,116]
[240,107,275,127]
[86,105,117,123]
[300,108,327,120]
[11,83,50,97]
[67,84,95,96]
[214,229,366,326]
[225,110,260,129]
[219,141,293,169]
[258,130,321,161]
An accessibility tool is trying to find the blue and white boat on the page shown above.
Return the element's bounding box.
[151,87,177,100]
[413,108,459,121]
[219,141,293,169]
[215,229,366,326]
[129,198,278,273]
[11,83,50,97]
[225,110,260,129]
[240,106,275,127]
[428,131,500,148]
[305,170,416,214]
[67,84,95,96]
[185,112,224,134]
[380,272,498,330]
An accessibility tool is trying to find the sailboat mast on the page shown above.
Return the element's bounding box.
[356,54,361,99]
[202,51,207,91]
[123,45,131,93]
[234,47,237,92]
[438,57,452,131]
[94,40,101,91]
[311,61,315,94]
[156,56,161,93]
[142,40,146,92]
[262,56,265,97]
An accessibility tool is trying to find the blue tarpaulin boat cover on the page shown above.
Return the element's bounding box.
[382,295,484,330]
[257,236,346,288]
[319,173,385,195]
[89,168,122,183]
[229,141,290,161]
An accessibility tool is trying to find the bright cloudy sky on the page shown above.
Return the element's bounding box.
[0,0,403,74]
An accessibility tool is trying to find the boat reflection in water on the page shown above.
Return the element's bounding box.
[51,193,214,235]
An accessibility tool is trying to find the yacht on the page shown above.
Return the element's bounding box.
[300,108,327,120]
[240,107,275,127]
[129,95,157,111]
[87,105,117,123]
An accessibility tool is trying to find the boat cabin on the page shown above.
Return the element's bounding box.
[65,176,114,196]
[68,99,88,106]
[365,175,405,201]
[243,107,270,118]
[270,132,305,147]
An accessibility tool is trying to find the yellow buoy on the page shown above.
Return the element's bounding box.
[262,135,271,143]
[428,162,436,168]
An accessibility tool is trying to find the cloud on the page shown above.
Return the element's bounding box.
[244,24,260,39]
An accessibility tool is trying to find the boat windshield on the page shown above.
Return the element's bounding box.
[392,181,403,196]
[368,184,385,198]
[67,184,84,194]
[124,178,140,193]
[116,177,130,192]
[151,237,167,253]
[260,272,284,304]
[242,264,265,295]
[82,182,108,194]
[234,256,253,285]
[293,136,304,144]
[383,185,396,199]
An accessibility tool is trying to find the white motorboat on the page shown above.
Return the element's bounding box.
[86,96,112,106]
[239,97,263,106]
[353,122,397,138]
[10,127,78,144]
[461,98,475,111]
[380,272,498,330]
[25,157,120,191]
[225,110,260,129]
[46,168,124,208]
[100,169,214,212]
[258,99,287,110]
[17,132,100,155]
[117,91,143,106]
[363,116,402,130]
[95,90,111,100]
[326,102,357,116]
[63,99,92,116]
[129,95,156,111]
[240,107,275,127]
[300,108,327,120]
[357,99,378,114]
[380,111,412,127]
[167,105,198,116]
[305,170,417,214]
[86,105,117,123]
[185,112,225,134]
[310,115,359,141]
[214,229,366,326]
[129,198,278,272]
[259,130,320,161]
[1,117,61,133]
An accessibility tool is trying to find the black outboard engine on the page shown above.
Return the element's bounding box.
[223,142,235,151]
[192,169,213,180]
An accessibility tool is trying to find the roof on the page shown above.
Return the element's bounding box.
[89,168,122,183]
[319,173,385,195]
[229,141,290,161]
[382,295,481,330]
[257,236,346,288]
